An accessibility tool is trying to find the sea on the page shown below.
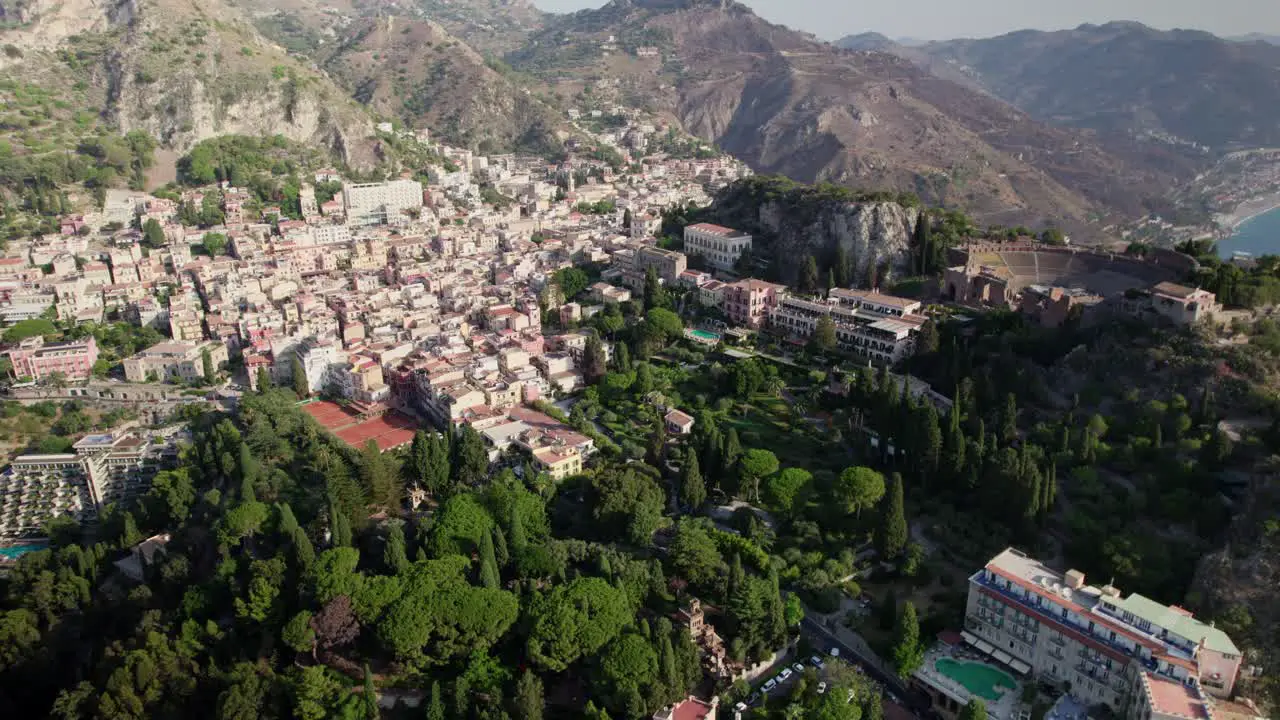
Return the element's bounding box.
[1219,205,1280,259]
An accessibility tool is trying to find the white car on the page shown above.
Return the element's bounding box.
[817,682,828,695]
[780,668,793,681]
[810,655,826,669]
[830,647,841,658]
[792,662,805,673]
[735,702,748,713]
[764,679,777,691]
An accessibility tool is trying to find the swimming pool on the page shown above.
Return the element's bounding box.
[689,329,721,342]
[934,658,1017,701]
[0,542,48,562]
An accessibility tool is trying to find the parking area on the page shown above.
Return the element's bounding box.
[734,647,857,715]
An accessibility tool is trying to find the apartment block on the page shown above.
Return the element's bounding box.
[683,223,751,272]
[6,336,99,381]
[343,180,424,226]
[937,548,1242,720]
[623,246,688,292]
[0,432,175,538]
[122,341,229,383]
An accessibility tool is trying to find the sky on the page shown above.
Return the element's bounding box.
[528,0,1280,42]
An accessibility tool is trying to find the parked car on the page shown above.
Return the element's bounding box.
[830,647,841,657]
[817,682,828,695]
[748,693,760,706]
[735,702,748,713]
[792,662,805,673]
[780,668,793,681]
[763,679,777,691]
[810,655,826,669]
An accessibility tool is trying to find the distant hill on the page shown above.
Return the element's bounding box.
[905,22,1280,150]
[1230,33,1280,45]
[509,0,1198,230]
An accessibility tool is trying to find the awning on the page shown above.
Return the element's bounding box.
[1009,658,1032,676]
[992,649,1014,667]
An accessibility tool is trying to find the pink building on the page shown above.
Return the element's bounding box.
[723,278,786,330]
[6,336,99,381]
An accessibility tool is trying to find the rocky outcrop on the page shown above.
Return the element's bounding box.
[700,176,918,285]
[0,0,137,53]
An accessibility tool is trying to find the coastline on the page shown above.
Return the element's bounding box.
[1215,191,1280,232]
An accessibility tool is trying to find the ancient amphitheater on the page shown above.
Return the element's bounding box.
[950,242,1195,298]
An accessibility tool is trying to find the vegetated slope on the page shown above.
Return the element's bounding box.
[911,22,1280,150]
[0,0,379,165]
[510,0,1193,232]
[319,15,567,155]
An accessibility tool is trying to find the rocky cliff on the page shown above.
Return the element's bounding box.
[700,176,919,286]
[0,0,379,165]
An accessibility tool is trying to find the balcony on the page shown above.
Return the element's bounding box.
[973,573,1143,661]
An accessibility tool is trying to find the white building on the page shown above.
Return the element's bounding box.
[343,179,424,226]
[770,290,926,365]
[683,223,752,272]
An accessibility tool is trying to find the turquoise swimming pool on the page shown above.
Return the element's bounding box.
[0,542,48,562]
[690,329,721,342]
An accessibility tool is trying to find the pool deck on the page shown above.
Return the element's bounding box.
[914,643,1023,720]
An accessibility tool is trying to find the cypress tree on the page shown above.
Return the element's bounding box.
[1042,462,1057,513]
[478,529,500,588]
[330,500,351,547]
[659,632,679,692]
[679,452,707,510]
[425,681,445,720]
[453,676,470,718]
[255,366,272,393]
[877,472,908,560]
[834,245,850,287]
[721,427,742,481]
[509,504,527,551]
[291,526,315,569]
[362,664,378,720]
[891,601,925,677]
[384,523,409,574]
[291,354,308,398]
[1001,392,1018,445]
[277,502,300,538]
[492,525,510,567]
[799,255,820,295]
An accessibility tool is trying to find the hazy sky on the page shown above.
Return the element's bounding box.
[529,0,1280,41]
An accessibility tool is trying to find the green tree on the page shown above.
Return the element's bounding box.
[511,669,544,720]
[644,267,669,310]
[425,681,445,720]
[202,347,216,383]
[291,354,308,398]
[799,255,820,295]
[1001,393,1018,445]
[478,528,501,589]
[891,600,925,677]
[360,439,401,511]
[453,425,489,486]
[959,699,988,720]
[915,319,939,356]
[526,577,632,671]
[142,217,165,247]
[256,366,273,393]
[202,231,228,256]
[679,452,707,510]
[383,523,409,574]
[738,448,778,503]
[583,334,608,384]
[877,472,907,559]
[811,315,837,353]
[292,666,342,720]
[671,520,723,586]
[766,467,811,514]
[835,466,885,518]
[283,611,315,654]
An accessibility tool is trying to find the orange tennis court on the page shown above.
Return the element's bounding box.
[302,400,417,451]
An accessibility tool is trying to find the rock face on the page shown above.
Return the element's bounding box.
[701,177,918,285]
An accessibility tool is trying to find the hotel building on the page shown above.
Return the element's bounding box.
[918,548,1243,720]
[770,289,926,364]
[683,223,752,272]
[5,336,100,382]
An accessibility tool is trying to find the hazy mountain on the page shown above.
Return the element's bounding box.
[910,22,1280,150]
[1230,33,1280,45]
[510,0,1195,229]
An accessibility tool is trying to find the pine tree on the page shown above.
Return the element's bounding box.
[291,354,309,399]
[384,523,410,574]
[679,452,707,510]
[479,529,500,588]
[891,601,925,677]
[425,681,445,720]
[877,472,908,560]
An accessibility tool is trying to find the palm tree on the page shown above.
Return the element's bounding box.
[765,376,786,398]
